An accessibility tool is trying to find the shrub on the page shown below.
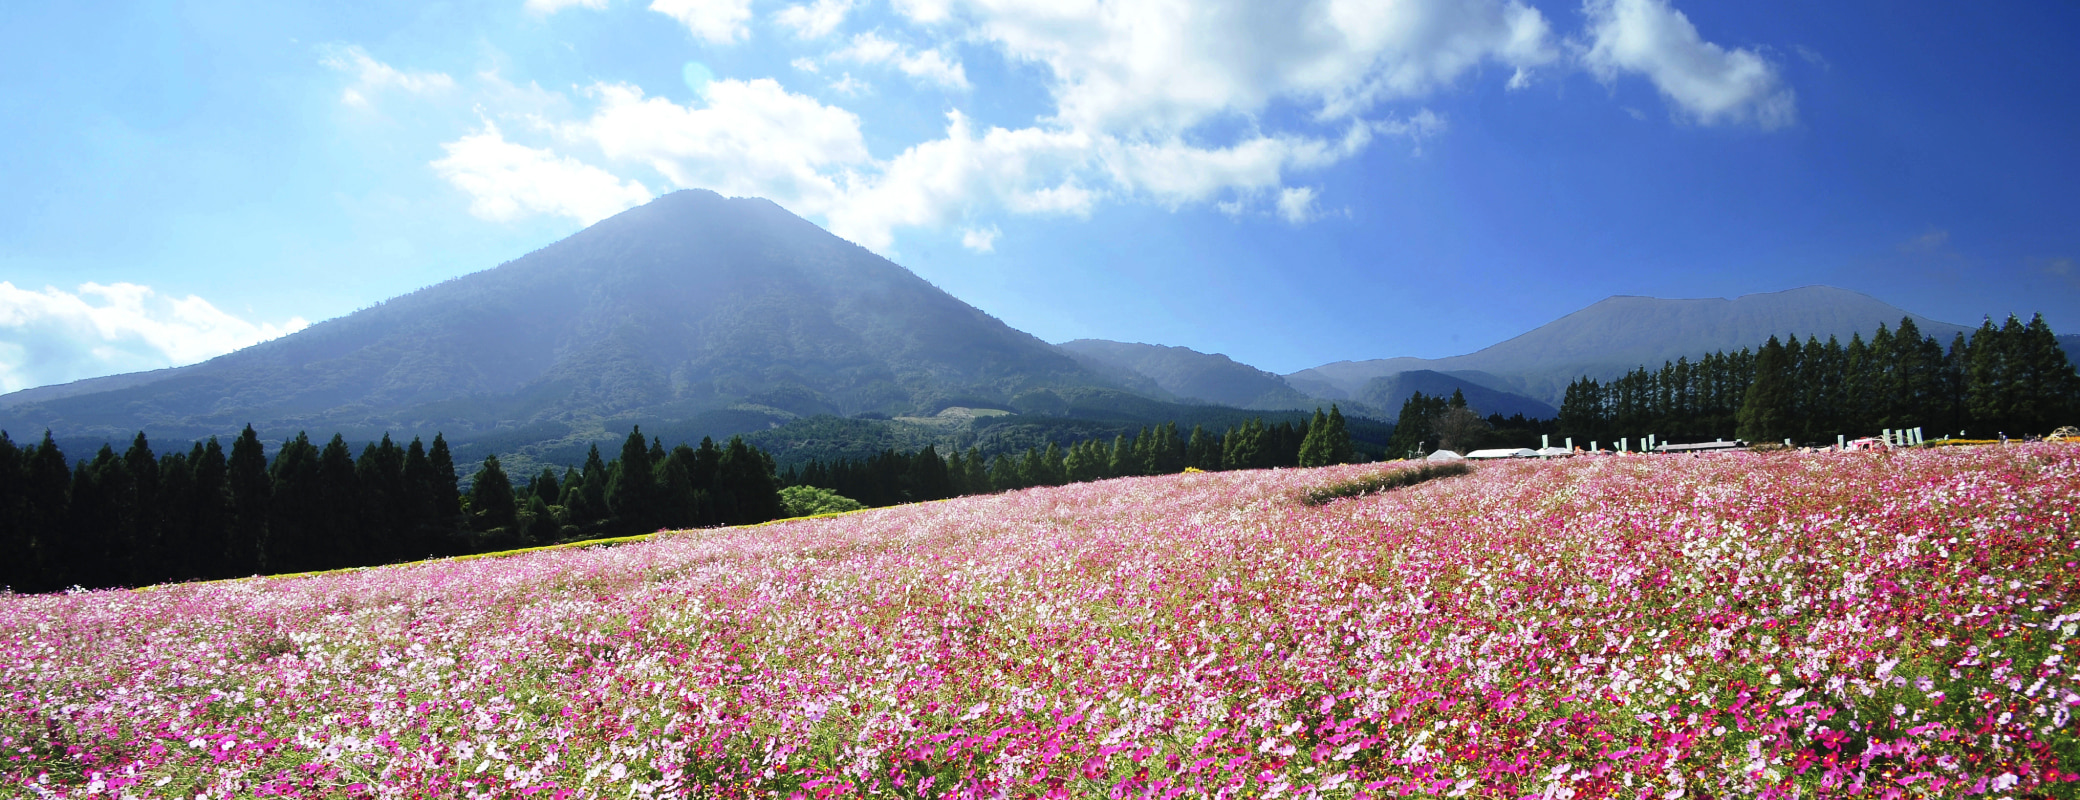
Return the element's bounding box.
[1299,460,1472,505]
[780,485,867,517]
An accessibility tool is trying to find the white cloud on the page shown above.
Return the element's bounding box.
[524,0,609,12]
[431,121,654,224]
[1277,186,1319,224]
[1580,0,1795,128]
[319,45,455,108]
[827,72,869,95]
[790,56,821,73]
[570,80,870,216]
[961,226,1000,253]
[902,0,1555,136]
[828,32,969,91]
[650,0,755,44]
[777,0,856,39]
[0,282,309,394]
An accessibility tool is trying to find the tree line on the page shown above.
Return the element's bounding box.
[1384,389,1561,458]
[1554,314,2077,446]
[781,407,1356,508]
[0,425,783,594]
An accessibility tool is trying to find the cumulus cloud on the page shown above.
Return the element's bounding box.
[569,80,869,215]
[319,45,456,108]
[431,122,654,224]
[828,32,969,90]
[650,0,755,44]
[903,0,1555,136]
[960,226,999,253]
[434,0,1796,252]
[1580,0,1795,128]
[776,0,856,39]
[0,282,308,394]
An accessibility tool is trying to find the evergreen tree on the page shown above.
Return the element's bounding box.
[1297,408,1331,467]
[154,447,198,582]
[356,435,407,562]
[200,437,241,577]
[313,434,362,569]
[1736,336,1796,443]
[607,427,661,535]
[63,446,123,589]
[221,427,267,575]
[1324,404,1355,465]
[20,433,72,592]
[426,434,463,532]
[1184,425,1221,471]
[718,436,782,525]
[657,447,703,530]
[0,432,22,592]
[907,445,951,500]
[268,433,321,573]
[400,437,442,558]
[120,432,162,586]
[470,455,518,540]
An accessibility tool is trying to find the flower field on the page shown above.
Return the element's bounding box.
[4,445,2078,798]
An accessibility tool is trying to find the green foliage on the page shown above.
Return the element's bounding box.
[1299,461,1474,506]
[1560,314,2079,445]
[779,485,866,517]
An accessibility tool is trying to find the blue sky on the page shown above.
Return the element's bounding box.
[3,0,2076,393]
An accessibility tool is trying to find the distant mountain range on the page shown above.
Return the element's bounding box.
[1283,286,2042,406]
[3,192,2072,467]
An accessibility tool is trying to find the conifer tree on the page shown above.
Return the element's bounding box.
[357,435,407,562]
[470,455,518,539]
[1297,408,1331,467]
[0,432,22,592]
[607,428,661,535]
[1737,336,1795,443]
[226,426,270,574]
[64,446,123,589]
[426,434,463,532]
[718,436,782,524]
[154,447,198,582]
[400,438,442,557]
[1325,404,1355,464]
[268,432,321,573]
[21,433,72,592]
[121,432,162,586]
[192,437,235,577]
[311,435,362,569]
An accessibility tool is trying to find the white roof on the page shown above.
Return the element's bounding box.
[1466,448,1539,459]
[1424,450,1465,461]
[1534,446,1572,457]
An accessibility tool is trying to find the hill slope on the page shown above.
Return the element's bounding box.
[0,191,1121,444]
[1055,339,1318,410]
[1290,286,1979,404]
[6,446,2073,795]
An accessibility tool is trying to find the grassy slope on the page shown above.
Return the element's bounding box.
[4,445,2077,797]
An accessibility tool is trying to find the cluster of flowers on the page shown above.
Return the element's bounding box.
[3,444,2076,798]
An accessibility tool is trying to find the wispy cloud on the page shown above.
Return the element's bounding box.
[0,282,309,394]
[319,45,456,108]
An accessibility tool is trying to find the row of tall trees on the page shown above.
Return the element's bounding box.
[0,426,784,594]
[495,429,781,547]
[1385,389,1561,457]
[1556,314,2078,446]
[782,408,1357,507]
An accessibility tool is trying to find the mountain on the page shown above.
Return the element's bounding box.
[1289,286,1979,405]
[1054,340,1318,410]
[1353,370,1557,419]
[0,190,1130,449]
